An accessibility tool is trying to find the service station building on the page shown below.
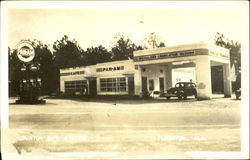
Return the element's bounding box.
[60,42,231,100]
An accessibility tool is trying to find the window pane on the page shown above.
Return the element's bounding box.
[100,83,106,87]
[101,88,106,92]
[120,87,126,91]
[99,77,127,92]
[120,82,126,86]
[76,81,81,84]
[107,83,112,87]
[119,78,126,82]
[64,80,87,94]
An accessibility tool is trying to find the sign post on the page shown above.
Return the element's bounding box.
[15,40,45,104]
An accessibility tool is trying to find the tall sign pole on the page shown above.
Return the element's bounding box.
[15,40,45,104]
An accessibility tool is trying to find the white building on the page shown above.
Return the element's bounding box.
[60,65,96,96]
[60,42,231,100]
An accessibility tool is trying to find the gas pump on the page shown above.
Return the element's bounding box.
[15,40,45,104]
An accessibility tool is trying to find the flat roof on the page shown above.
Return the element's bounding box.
[60,64,96,71]
[95,59,133,66]
[60,42,230,71]
[134,42,229,57]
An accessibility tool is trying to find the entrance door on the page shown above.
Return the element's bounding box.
[211,66,224,94]
[89,79,97,97]
[149,79,154,91]
[128,77,135,96]
[142,77,147,93]
[159,77,164,92]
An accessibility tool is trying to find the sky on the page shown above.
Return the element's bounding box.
[7,1,245,51]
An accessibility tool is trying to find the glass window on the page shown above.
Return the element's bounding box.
[64,80,87,94]
[100,77,127,92]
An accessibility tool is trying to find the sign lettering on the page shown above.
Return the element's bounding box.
[60,71,85,76]
[134,50,196,62]
[134,49,229,62]
[16,41,35,63]
[96,66,124,72]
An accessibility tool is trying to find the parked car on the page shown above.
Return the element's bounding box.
[164,82,197,100]
[235,88,241,100]
[150,91,162,98]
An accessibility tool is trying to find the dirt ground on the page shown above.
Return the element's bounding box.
[3,97,241,159]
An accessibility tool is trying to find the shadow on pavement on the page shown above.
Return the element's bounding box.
[45,97,199,105]
[9,102,57,106]
[9,95,236,105]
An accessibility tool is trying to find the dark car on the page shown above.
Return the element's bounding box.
[235,88,241,100]
[164,82,197,100]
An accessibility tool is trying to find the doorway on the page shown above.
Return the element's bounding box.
[149,79,154,91]
[159,77,164,92]
[211,66,224,94]
[142,77,147,93]
[89,79,97,97]
[128,77,135,96]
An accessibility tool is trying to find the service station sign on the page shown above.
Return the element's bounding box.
[16,41,35,63]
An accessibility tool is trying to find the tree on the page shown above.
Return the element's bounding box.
[32,40,58,94]
[214,32,241,70]
[214,32,241,91]
[111,33,143,61]
[84,45,112,65]
[53,35,84,68]
[8,39,58,95]
[9,47,21,96]
[144,32,166,49]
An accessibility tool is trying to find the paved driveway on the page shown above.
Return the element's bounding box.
[3,97,241,159]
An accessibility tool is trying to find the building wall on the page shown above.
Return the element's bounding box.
[95,60,135,95]
[60,65,96,94]
[59,43,231,99]
[133,43,230,99]
[140,65,167,92]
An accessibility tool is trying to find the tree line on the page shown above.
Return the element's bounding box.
[9,32,241,96]
[9,32,165,95]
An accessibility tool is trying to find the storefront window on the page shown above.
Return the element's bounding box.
[65,80,87,94]
[100,77,126,92]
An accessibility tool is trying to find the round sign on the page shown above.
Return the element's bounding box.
[16,41,35,62]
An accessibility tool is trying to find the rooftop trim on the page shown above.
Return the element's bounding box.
[134,42,229,57]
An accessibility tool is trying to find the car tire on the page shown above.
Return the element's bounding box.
[194,93,197,99]
[236,95,239,100]
[183,95,187,100]
[178,96,182,100]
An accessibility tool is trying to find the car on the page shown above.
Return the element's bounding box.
[235,88,241,100]
[150,91,162,98]
[164,82,197,100]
